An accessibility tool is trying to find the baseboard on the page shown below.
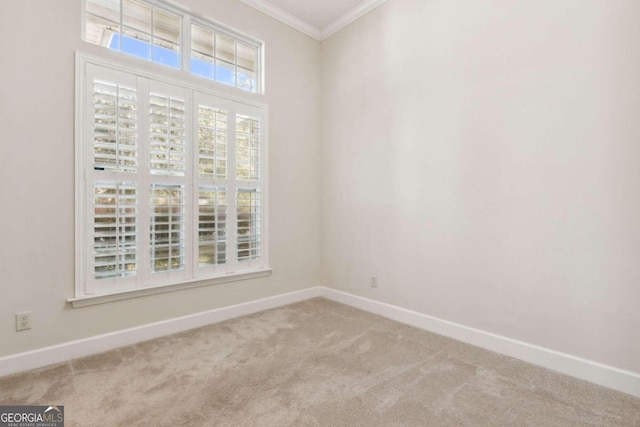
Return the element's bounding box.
[3,285,639,399]
[0,287,322,378]
[319,287,640,398]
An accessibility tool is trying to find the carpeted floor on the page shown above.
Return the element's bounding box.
[1,298,640,426]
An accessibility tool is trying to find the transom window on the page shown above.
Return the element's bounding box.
[84,0,262,93]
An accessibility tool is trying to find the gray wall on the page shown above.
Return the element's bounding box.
[321,0,640,373]
[0,0,322,357]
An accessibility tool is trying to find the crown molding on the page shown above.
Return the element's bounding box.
[240,0,322,40]
[241,0,387,41]
[320,0,387,40]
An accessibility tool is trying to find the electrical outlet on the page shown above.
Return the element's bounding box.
[16,312,32,332]
[371,276,378,288]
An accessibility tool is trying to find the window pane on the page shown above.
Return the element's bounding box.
[237,189,261,261]
[198,106,227,179]
[93,80,138,172]
[237,67,256,92]
[94,182,137,279]
[86,13,120,48]
[236,43,255,71]
[153,9,180,69]
[120,30,152,60]
[86,0,120,22]
[149,93,186,175]
[150,184,185,272]
[123,0,151,33]
[191,24,214,57]
[216,60,235,87]
[191,57,214,79]
[215,34,235,63]
[199,187,227,266]
[189,23,260,92]
[153,39,180,69]
[236,115,260,181]
[191,24,215,79]
[153,9,180,42]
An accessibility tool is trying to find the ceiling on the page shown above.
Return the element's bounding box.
[240,0,387,41]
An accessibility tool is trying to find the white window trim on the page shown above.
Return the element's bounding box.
[72,52,270,307]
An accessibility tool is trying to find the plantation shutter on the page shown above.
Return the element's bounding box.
[150,184,186,272]
[236,188,261,262]
[93,182,138,279]
[235,115,260,181]
[79,60,267,298]
[197,105,228,179]
[85,65,141,294]
[147,80,190,284]
[149,93,186,175]
[93,80,138,172]
[233,110,264,271]
[192,92,233,276]
[198,187,227,266]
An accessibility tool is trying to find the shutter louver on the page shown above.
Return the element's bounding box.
[93,182,137,279]
[198,106,227,179]
[198,187,227,266]
[237,189,261,261]
[150,184,185,272]
[93,80,138,172]
[150,93,186,175]
[236,115,260,181]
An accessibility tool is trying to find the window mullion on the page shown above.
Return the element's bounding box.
[227,107,238,273]
[182,14,191,72]
[84,64,97,296]
[191,92,201,277]
[137,76,151,289]
[183,88,194,280]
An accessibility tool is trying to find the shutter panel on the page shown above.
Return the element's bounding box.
[149,93,186,175]
[150,184,185,272]
[236,189,261,261]
[198,187,227,266]
[236,115,260,181]
[198,106,228,179]
[93,182,137,279]
[93,80,138,172]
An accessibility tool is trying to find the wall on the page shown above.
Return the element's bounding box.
[321,0,640,374]
[0,0,321,357]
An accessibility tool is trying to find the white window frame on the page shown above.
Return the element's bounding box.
[81,0,265,94]
[72,53,270,307]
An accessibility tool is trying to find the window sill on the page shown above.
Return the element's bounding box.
[67,268,272,308]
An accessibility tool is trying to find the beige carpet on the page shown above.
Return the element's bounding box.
[1,298,639,426]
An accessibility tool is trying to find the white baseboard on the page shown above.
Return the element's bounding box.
[2,285,639,399]
[319,287,640,398]
[0,287,322,378]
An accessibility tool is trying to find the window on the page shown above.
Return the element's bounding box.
[190,23,258,92]
[76,57,268,299]
[84,0,262,93]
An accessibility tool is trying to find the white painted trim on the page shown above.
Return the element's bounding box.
[240,0,321,40]
[320,0,387,40]
[3,285,640,399]
[0,287,321,378]
[68,269,273,308]
[240,0,387,41]
[320,287,640,398]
